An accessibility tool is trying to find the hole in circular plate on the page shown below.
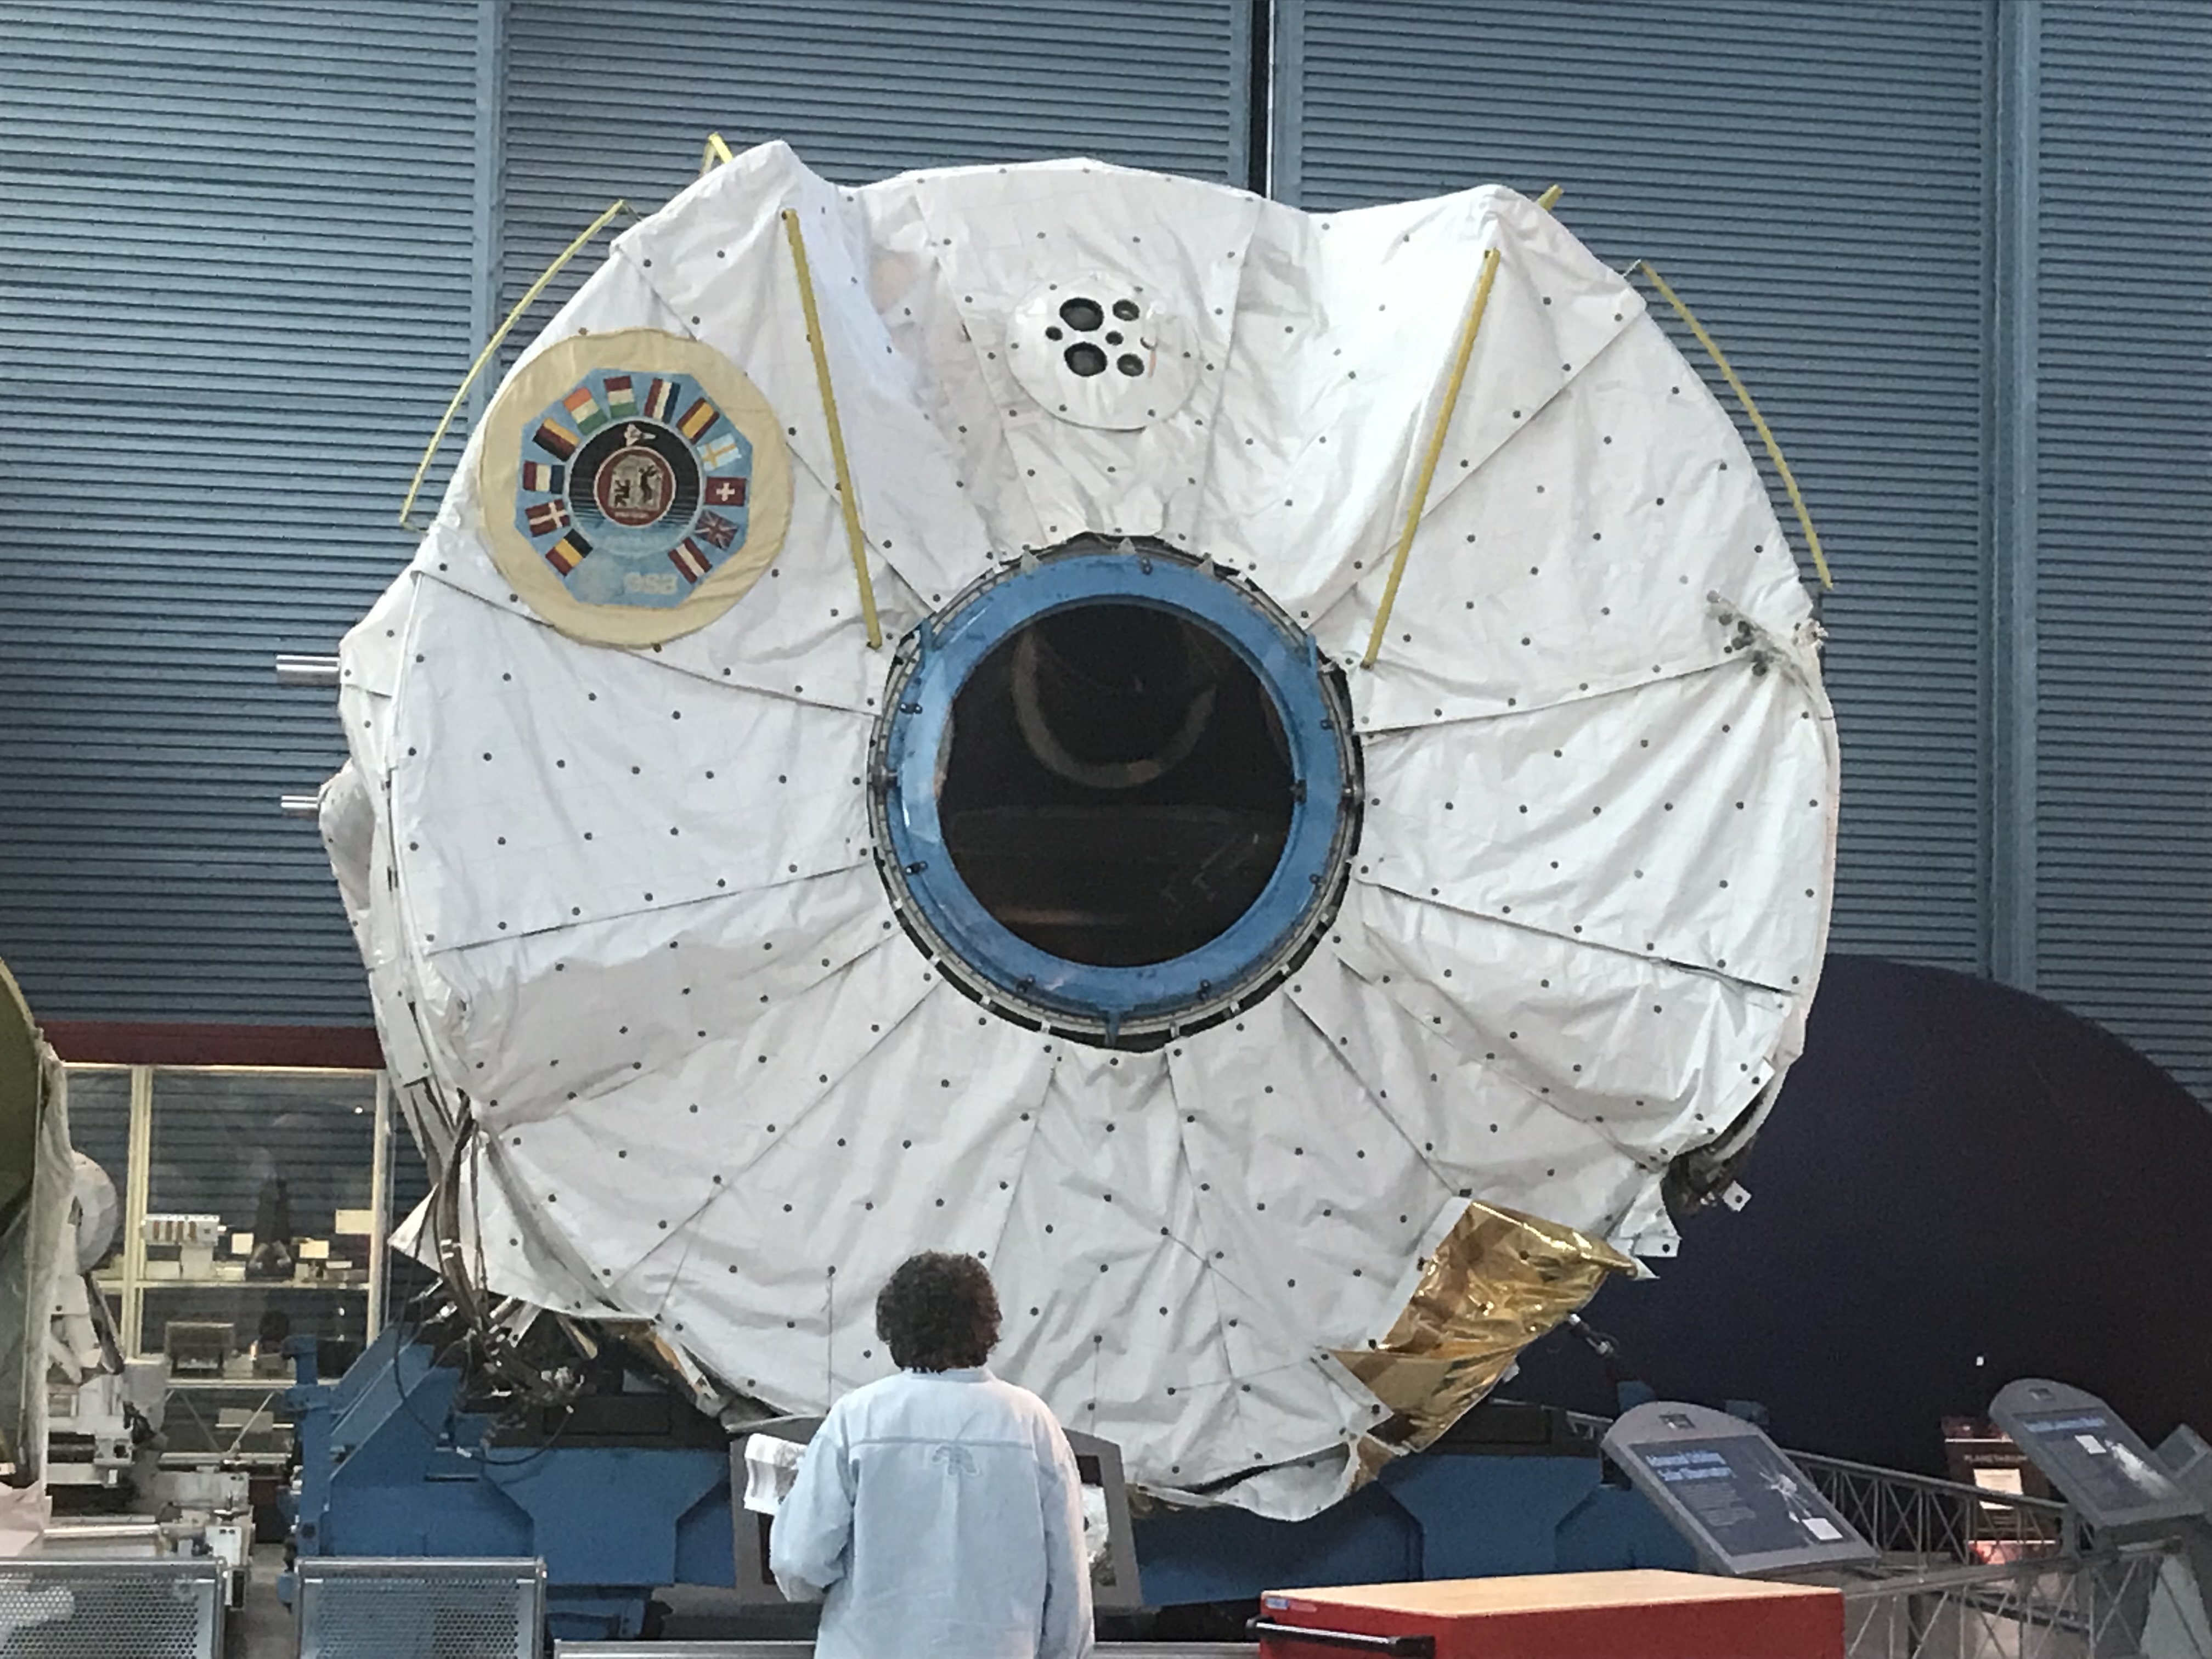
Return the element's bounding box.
[940,603,1291,966]
[1045,324,1063,341]
[1112,298,1141,322]
[1065,342,1108,377]
[1116,354,1146,377]
[1105,330,1124,346]
[1059,296,1105,332]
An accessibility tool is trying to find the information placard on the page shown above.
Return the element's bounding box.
[1604,1401,1877,1576]
[1989,1379,2204,1536]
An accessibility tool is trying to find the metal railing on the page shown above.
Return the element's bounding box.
[1797,1449,2080,1567]
[1789,1451,2210,1659]
[1837,1545,2194,1659]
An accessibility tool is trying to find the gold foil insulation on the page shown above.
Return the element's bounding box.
[1332,1201,1635,1454]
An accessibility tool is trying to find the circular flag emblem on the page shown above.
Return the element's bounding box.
[476,328,792,647]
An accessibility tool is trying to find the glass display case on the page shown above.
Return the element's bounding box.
[62,1065,132,1270]
[75,1064,426,1463]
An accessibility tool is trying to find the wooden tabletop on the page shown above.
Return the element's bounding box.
[1267,1570,1836,1618]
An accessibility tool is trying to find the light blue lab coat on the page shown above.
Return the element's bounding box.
[769,1366,1094,1659]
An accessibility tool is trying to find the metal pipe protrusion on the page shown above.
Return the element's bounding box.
[274,654,342,687]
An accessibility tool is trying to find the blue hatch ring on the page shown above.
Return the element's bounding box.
[868,537,1363,1049]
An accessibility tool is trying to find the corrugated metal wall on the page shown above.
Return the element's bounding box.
[1275,0,2210,1099]
[500,1,1255,351]
[0,1,486,1024]
[2034,4,2211,1096]
[0,0,1254,1034]
[3,1,2204,1099]
[1276,0,1995,971]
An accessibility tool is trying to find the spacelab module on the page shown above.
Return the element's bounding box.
[318,141,1838,1521]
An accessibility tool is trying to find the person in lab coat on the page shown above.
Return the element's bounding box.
[769,1251,1094,1659]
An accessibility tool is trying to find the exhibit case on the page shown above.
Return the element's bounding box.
[75,1064,425,1460]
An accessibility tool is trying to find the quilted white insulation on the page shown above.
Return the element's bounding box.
[320,142,1838,1520]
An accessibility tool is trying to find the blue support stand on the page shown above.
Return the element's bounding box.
[1132,1441,1692,1606]
[285,1327,733,1641]
[289,1328,1685,1632]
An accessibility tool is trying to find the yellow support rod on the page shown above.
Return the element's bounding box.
[781,207,884,650]
[1535,183,1563,211]
[399,198,632,532]
[699,131,735,176]
[1363,244,1503,669]
[1637,260,1834,591]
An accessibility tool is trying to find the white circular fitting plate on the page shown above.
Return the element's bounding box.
[1006,275,1197,431]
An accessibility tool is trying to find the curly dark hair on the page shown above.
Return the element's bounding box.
[875,1251,1001,1372]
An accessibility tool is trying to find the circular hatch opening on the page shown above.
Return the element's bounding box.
[870,538,1361,1048]
[939,602,1294,967]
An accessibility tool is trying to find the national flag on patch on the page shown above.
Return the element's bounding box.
[602,375,636,416]
[676,398,720,441]
[533,420,578,460]
[669,538,712,583]
[697,433,743,472]
[695,510,738,550]
[703,474,747,508]
[643,378,677,421]
[521,460,565,493]
[545,532,592,574]
[563,386,607,433]
[524,499,571,537]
